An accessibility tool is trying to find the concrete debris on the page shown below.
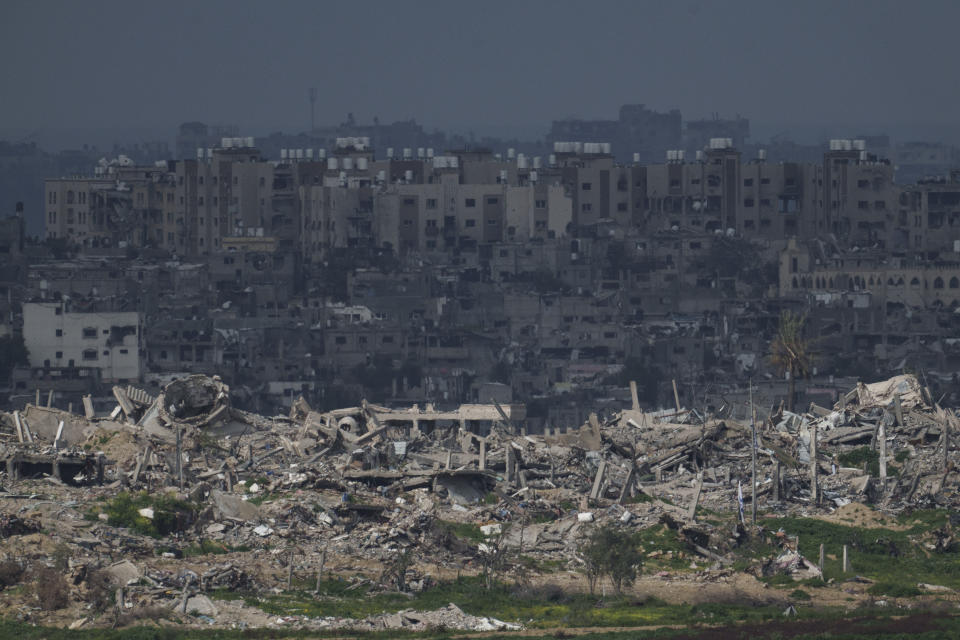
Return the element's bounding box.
[0,372,957,630]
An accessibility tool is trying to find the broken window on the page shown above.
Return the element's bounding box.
[82,327,97,339]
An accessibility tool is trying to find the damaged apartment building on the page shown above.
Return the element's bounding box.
[10,134,958,424]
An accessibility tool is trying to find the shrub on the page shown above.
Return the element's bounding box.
[32,566,69,610]
[790,589,812,601]
[95,491,194,537]
[85,569,115,613]
[580,524,643,595]
[0,561,24,589]
[867,582,922,598]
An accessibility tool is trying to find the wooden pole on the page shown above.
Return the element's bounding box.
[287,551,294,589]
[943,414,950,472]
[176,426,184,491]
[672,379,681,413]
[315,548,327,592]
[773,461,781,502]
[750,383,757,525]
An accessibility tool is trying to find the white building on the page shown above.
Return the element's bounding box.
[23,302,142,382]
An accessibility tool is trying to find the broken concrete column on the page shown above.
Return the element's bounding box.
[629,380,639,411]
[878,422,887,485]
[478,440,486,471]
[505,446,516,488]
[83,395,95,419]
[810,423,819,505]
[589,460,607,501]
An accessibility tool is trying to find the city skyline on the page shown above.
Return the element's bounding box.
[3,0,959,138]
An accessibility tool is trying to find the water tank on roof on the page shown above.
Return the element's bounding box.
[417,147,425,158]
[517,154,527,169]
[405,169,414,182]
[342,157,353,170]
[633,152,640,163]
[403,148,412,159]
[549,154,557,166]
[356,157,368,171]
[507,148,515,159]
[281,149,288,160]
[386,147,394,159]
[853,139,866,151]
[427,148,434,158]
[318,149,326,159]
[327,157,338,170]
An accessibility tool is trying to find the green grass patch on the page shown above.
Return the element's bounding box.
[767,511,959,591]
[86,491,195,537]
[435,520,486,544]
[219,575,789,629]
[867,581,923,598]
[182,540,251,557]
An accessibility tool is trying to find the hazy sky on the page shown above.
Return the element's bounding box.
[3,0,959,136]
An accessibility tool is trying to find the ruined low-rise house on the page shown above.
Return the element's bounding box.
[22,301,141,383]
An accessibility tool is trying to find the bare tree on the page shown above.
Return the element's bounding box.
[770,310,815,412]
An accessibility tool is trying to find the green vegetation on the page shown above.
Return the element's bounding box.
[215,574,788,629]
[435,520,486,544]
[838,446,899,477]
[581,524,644,594]
[764,510,959,590]
[86,491,195,537]
[866,581,923,598]
[181,540,251,557]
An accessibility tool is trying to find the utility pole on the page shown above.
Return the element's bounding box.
[750,380,757,525]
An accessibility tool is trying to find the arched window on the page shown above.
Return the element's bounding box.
[950,277,959,289]
[934,277,944,289]
[887,277,895,286]
[910,277,920,287]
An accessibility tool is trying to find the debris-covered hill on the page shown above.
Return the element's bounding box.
[0,373,958,632]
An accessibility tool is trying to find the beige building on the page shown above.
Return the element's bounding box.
[22,302,141,382]
[780,239,960,307]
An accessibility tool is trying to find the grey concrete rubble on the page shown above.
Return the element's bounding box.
[0,372,957,630]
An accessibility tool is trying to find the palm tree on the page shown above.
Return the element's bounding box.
[769,311,815,412]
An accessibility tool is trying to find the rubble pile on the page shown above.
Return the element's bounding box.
[0,373,957,630]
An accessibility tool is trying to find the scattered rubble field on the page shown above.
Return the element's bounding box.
[1,373,959,636]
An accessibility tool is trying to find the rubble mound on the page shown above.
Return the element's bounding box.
[161,375,229,424]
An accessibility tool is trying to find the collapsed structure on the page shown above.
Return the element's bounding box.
[0,373,956,631]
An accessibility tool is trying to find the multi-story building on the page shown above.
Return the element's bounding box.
[22,301,141,382]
